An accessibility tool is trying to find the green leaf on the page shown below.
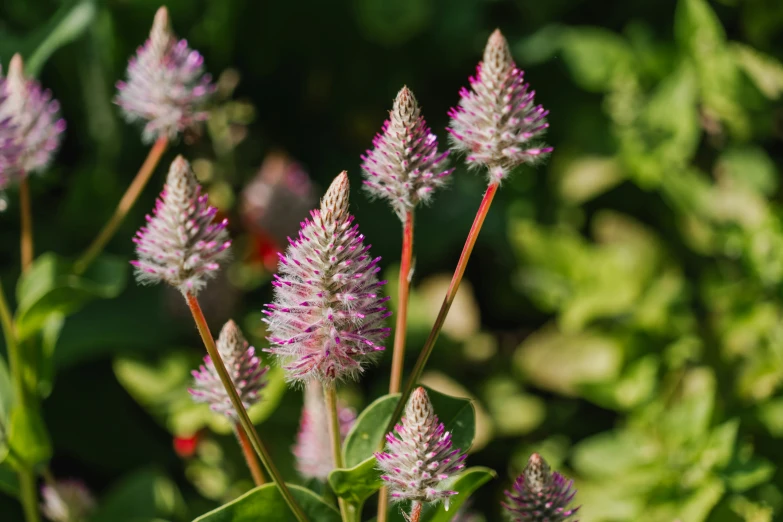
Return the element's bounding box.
[92,469,185,522]
[15,252,128,341]
[26,0,98,77]
[425,387,475,453]
[0,357,13,427]
[192,484,340,522]
[730,42,783,99]
[386,467,496,522]
[560,27,634,92]
[343,393,400,468]
[7,401,52,466]
[328,456,381,506]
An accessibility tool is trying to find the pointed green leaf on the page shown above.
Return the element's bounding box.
[192,484,340,522]
[343,393,400,467]
[328,456,381,506]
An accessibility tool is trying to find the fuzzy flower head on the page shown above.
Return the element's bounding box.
[116,6,215,142]
[502,453,579,522]
[0,54,65,189]
[293,380,356,480]
[263,172,391,383]
[40,479,95,522]
[448,29,551,184]
[189,319,268,418]
[375,387,467,507]
[132,155,231,295]
[361,86,452,220]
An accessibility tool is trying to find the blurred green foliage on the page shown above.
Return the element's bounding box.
[1,0,783,520]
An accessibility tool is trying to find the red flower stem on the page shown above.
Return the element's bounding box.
[389,210,414,393]
[19,178,33,273]
[383,182,499,437]
[409,502,422,522]
[185,293,308,522]
[74,136,169,274]
[234,422,266,486]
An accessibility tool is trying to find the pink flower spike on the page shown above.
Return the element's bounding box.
[115,6,215,142]
[361,86,452,220]
[132,155,231,294]
[264,172,390,383]
[189,320,269,418]
[374,387,466,507]
[0,54,65,190]
[448,29,551,184]
[40,479,95,522]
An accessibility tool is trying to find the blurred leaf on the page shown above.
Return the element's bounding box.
[343,393,400,468]
[0,357,13,427]
[92,468,185,522]
[25,0,97,77]
[730,42,783,99]
[716,146,778,196]
[557,156,624,204]
[724,456,774,492]
[354,0,432,47]
[7,400,51,466]
[15,253,128,341]
[192,483,340,522]
[483,378,545,436]
[327,456,381,507]
[560,27,634,92]
[572,429,659,480]
[514,325,624,396]
[580,355,659,411]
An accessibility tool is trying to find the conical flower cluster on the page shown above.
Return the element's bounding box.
[0,54,65,190]
[375,387,467,507]
[116,7,215,142]
[293,380,356,480]
[131,155,231,295]
[40,479,95,522]
[263,172,391,383]
[448,30,551,184]
[189,320,268,418]
[502,454,579,522]
[361,86,452,220]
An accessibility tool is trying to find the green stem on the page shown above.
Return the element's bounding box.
[323,383,352,522]
[184,293,308,522]
[19,468,40,522]
[382,182,499,438]
[74,136,169,274]
[0,280,39,522]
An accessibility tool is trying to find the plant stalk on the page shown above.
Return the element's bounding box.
[323,383,353,522]
[234,422,266,486]
[20,178,33,273]
[74,136,169,274]
[389,210,414,393]
[378,211,415,522]
[0,281,39,522]
[409,501,422,522]
[383,182,499,436]
[184,293,308,522]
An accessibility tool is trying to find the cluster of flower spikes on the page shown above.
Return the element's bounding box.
[263,172,391,383]
[131,155,231,295]
[448,29,551,185]
[189,320,268,418]
[293,380,356,480]
[361,86,452,220]
[375,387,467,508]
[115,7,215,143]
[0,54,65,191]
[40,479,95,522]
[502,453,580,522]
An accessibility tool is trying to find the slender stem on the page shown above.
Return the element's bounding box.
[74,136,169,274]
[0,280,23,403]
[0,281,39,522]
[19,468,40,522]
[377,488,390,522]
[389,211,414,393]
[383,182,499,437]
[19,178,33,273]
[323,383,351,522]
[234,422,266,486]
[409,502,422,522]
[184,293,308,522]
